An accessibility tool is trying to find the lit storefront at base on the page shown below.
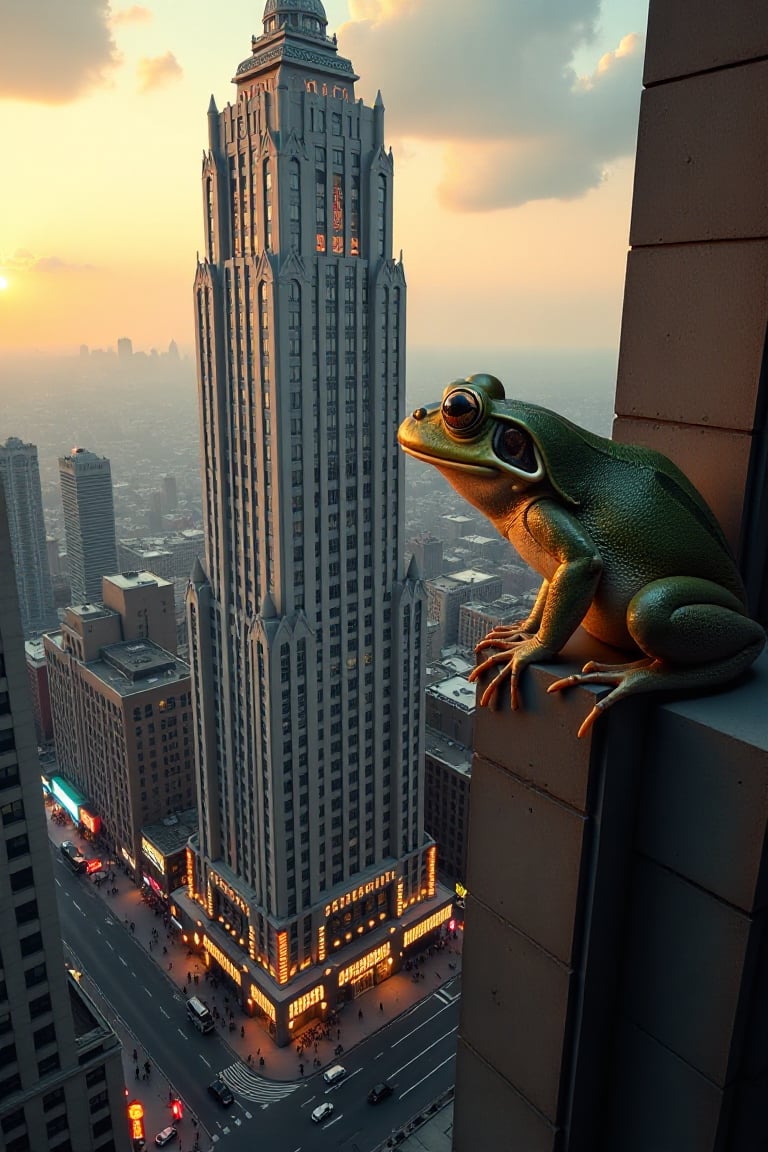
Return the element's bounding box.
[171,859,454,1046]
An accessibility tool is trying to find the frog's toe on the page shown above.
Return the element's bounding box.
[581,656,657,675]
[576,703,605,739]
[470,651,508,682]
[478,662,516,710]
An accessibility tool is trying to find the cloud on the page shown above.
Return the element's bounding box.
[137,50,183,93]
[1,250,95,274]
[111,5,152,25]
[339,1,644,210]
[0,0,121,104]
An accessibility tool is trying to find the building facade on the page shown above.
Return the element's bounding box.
[426,570,504,652]
[24,639,53,746]
[59,449,118,606]
[44,574,193,879]
[408,533,444,581]
[180,0,450,1044]
[0,484,130,1152]
[0,438,57,637]
[457,593,527,653]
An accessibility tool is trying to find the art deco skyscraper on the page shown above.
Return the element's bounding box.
[59,449,118,606]
[0,438,57,637]
[0,480,130,1151]
[179,0,451,1044]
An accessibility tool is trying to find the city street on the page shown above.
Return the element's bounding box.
[49,819,462,1151]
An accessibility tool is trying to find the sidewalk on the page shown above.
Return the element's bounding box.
[49,814,462,1143]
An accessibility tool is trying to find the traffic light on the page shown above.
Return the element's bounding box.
[448,918,456,933]
[170,1098,183,1121]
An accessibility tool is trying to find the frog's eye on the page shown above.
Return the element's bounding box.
[496,424,538,473]
[441,388,484,436]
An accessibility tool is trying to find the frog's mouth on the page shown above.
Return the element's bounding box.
[399,444,498,475]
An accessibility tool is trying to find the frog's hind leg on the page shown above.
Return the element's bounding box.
[550,640,764,739]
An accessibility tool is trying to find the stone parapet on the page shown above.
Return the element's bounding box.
[453,642,768,1151]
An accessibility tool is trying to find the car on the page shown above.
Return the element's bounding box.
[311,1102,334,1124]
[208,1077,234,1107]
[322,1063,347,1085]
[154,1129,178,1148]
[368,1081,393,1104]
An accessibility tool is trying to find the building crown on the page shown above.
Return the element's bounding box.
[260,0,327,38]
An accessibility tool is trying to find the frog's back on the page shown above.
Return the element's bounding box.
[500,399,744,599]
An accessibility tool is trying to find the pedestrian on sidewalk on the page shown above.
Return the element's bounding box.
[379,1002,384,1013]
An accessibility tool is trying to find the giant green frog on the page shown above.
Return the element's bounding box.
[398,373,765,737]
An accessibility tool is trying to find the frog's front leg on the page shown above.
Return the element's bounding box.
[474,578,549,657]
[469,501,603,710]
[549,577,766,737]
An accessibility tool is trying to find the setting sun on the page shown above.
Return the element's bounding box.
[0,276,8,291]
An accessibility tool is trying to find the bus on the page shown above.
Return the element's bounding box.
[186,996,214,1034]
[60,841,87,873]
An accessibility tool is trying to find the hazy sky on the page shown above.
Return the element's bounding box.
[0,0,649,355]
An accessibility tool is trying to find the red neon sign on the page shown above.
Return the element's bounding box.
[79,809,101,835]
[127,1099,145,1141]
[85,858,103,875]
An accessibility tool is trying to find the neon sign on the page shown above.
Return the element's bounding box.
[289,985,324,1020]
[403,906,452,948]
[203,935,242,986]
[324,869,395,918]
[338,942,390,987]
[249,982,276,1022]
[141,837,166,874]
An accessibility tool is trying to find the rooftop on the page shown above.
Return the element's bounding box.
[424,727,472,775]
[67,603,116,621]
[143,807,198,855]
[427,676,476,713]
[106,570,173,591]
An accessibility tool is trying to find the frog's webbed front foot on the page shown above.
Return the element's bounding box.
[469,634,552,710]
[474,622,536,655]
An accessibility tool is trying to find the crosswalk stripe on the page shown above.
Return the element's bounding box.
[219,1062,300,1104]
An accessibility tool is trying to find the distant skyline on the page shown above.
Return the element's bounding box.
[0,0,649,356]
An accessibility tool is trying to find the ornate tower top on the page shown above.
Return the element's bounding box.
[261,0,328,38]
[236,0,354,85]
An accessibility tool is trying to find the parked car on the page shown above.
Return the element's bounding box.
[311,1102,334,1124]
[154,1128,178,1148]
[368,1081,393,1104]
[208,1077,234,1107]
[323,1063,347,1085]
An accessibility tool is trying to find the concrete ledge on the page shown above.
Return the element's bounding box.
[459,894,571,1119]
[606,1020,727,1151]
[636,658,768,912]
[630,63,768,246]
[620,856,753,1085]
[454,1040,558,1152]
[456,644,768,1150]
[616,241,768,432]
[468,753,586,964]
[644,1,768,86]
